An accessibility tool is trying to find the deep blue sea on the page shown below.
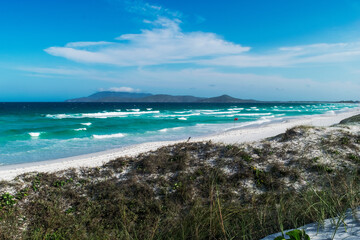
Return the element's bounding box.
[0,102,358,166]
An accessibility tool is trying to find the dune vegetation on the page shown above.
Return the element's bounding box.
[1,119,360,239]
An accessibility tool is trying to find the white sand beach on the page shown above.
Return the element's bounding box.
[262,208,360,240]
[0,107,359,181]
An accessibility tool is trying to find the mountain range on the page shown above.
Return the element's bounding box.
[65,91,259,103]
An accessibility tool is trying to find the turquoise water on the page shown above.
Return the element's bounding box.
[0,102,358,165]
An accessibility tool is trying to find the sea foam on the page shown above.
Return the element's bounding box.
[92,133,126,139]
[74,128,87,131]
[126,109,140,112]
[236,113,272,116]
[159,126,185,132]
[29,132,41,137]
[46,111,160,119]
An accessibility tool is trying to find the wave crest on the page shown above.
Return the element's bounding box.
[46,111,160,119]
[92,133,126,139]
[29,132,41,137]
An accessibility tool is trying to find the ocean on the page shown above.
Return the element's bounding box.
[0,102,358,166]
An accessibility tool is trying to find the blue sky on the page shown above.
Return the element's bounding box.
[2,0,360,101]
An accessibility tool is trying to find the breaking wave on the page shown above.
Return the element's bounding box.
[74,128,87,131]
[29,132,41,137]
[92,133,126,139]
[46,111,160,119]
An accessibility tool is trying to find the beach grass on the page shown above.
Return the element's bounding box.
[0,168,359,239]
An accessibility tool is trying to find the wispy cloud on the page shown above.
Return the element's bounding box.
[18,66,123,82]
[18,67,90,75]
[45,17,249,66]
[65,41,113,48]
[123,0,182,18]
[99,87,141,92]
[44,13,360,69]
[200,42,360,67]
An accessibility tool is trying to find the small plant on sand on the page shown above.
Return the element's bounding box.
[311,157,319,162]
[53,178,73,188]
[241,152,252,162]
[0,193,16,209]
[65,207,76,214]
[310,163,333,174]
[339,136,350,145]
[253,148,262,155]
[172,182,182,190]
[225,144,233,150]
[252,167,265,186]
[15,188,29,200]
[348,153,360,163]
[31,174,42,191]
[274,229,310,240]
[330,149,340,155]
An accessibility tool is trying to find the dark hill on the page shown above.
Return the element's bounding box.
[65,92,259,103]
[139,94,204,102]
[198,94,259,103]
[66,91,153,102]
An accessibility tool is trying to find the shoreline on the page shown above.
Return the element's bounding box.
[1,107,359,181]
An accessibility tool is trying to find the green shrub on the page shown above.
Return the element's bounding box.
[0,193,16,208]
[274,229,310,240]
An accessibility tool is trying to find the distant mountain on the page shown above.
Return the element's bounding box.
[139,94,204,103]
[198,94,259,103]
[336,100,360,103]
[65,91,259,103]
[66,91,153,102]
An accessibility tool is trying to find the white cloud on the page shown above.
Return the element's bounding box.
[44,17,250,66]
[45,47,117,64]
[65,41,113,48]
[123,0,182,18]
[106,87,140,92]
[18,67,90,75]
[201,42,360,67]
[17,67,122,82]
[278,43,349,52]
[198,54,292,68]
[45,13,360,69]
